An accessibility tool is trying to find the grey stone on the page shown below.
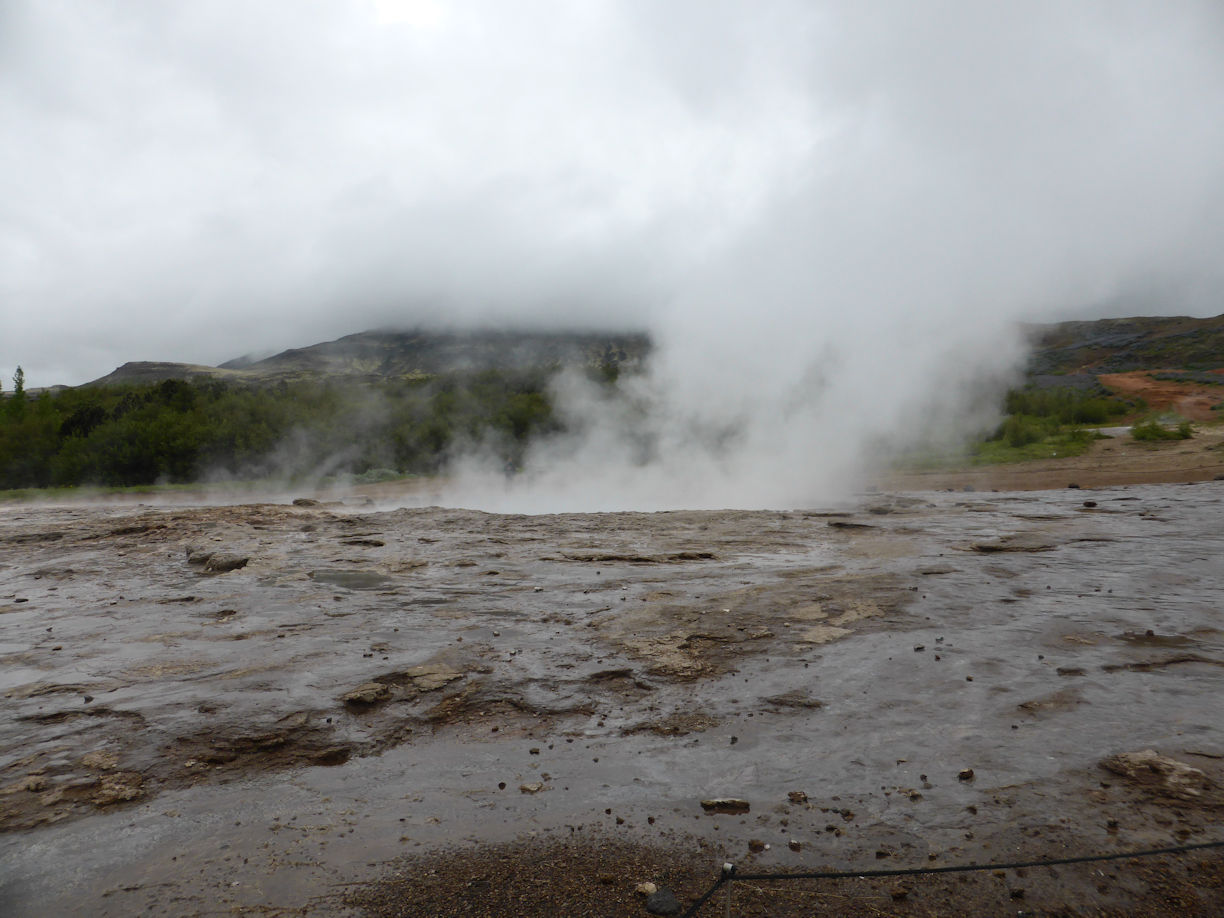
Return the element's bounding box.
[645,886,681,915]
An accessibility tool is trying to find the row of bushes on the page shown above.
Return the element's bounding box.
[1001,386,1132,426]
[0,371,559,490]
[1131,419,1194,441]
[983,383,1203,455]
[988,385,1133,448]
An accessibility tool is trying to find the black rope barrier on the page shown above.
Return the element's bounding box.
[678,837,1224,918]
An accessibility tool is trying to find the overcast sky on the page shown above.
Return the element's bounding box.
[3,1,1224,388]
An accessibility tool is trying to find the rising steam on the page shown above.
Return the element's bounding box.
[442,2,1224,511]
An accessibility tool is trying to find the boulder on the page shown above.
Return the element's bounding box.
[1101,750,1213,800]
[645,886,681,915]
[343,682,391,706]
[404,664,464,692]
[205,554,249,573]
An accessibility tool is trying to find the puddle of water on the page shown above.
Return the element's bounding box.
[309,570,394,590]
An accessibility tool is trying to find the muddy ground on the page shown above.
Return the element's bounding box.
[1,476,1223,916]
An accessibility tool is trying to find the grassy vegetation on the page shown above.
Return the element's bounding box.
[2,363,1210,492]
[970,428,1101,463]
[955,384,1132,464]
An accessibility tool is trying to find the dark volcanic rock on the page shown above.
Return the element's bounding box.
[645,886,681,915]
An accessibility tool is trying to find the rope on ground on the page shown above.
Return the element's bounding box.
[679,838,1224,918]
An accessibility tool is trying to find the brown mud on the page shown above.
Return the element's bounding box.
[2,479,1223,915]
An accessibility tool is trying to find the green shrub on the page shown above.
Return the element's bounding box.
[1003,387,1130,424]
[989,414,1057,447]
[1131,420,1193,441]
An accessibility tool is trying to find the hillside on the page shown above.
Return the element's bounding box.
[86,329,651,387]
[237,329,650,381]
[1025,313,1224,375]
[80,314,1224,391]
[84,362,252,387]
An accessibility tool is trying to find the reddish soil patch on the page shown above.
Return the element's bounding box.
[1100,371,1224,422]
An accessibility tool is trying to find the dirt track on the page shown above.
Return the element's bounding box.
[2,469,1224,915]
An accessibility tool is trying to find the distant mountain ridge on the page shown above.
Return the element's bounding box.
[86,328,652,387]
[81,314,1224,389]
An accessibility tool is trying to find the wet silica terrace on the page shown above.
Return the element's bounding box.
[1,485,1222,914]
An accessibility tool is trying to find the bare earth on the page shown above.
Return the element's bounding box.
[885,422,1224,492]
[2,435,1224,916]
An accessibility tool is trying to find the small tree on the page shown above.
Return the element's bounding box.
[6,366,24,416]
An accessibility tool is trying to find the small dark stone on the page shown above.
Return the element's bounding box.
[1083,500,1097,508]
[645,886,682,915]
[958,768,975,781]
[1068,483,1081,489]
[701,798,750,814]
[83,695,93,703]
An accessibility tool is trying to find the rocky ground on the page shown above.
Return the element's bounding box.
[2,473,1223,916]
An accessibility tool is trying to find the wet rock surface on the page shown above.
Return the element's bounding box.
[0,485,1223,915]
